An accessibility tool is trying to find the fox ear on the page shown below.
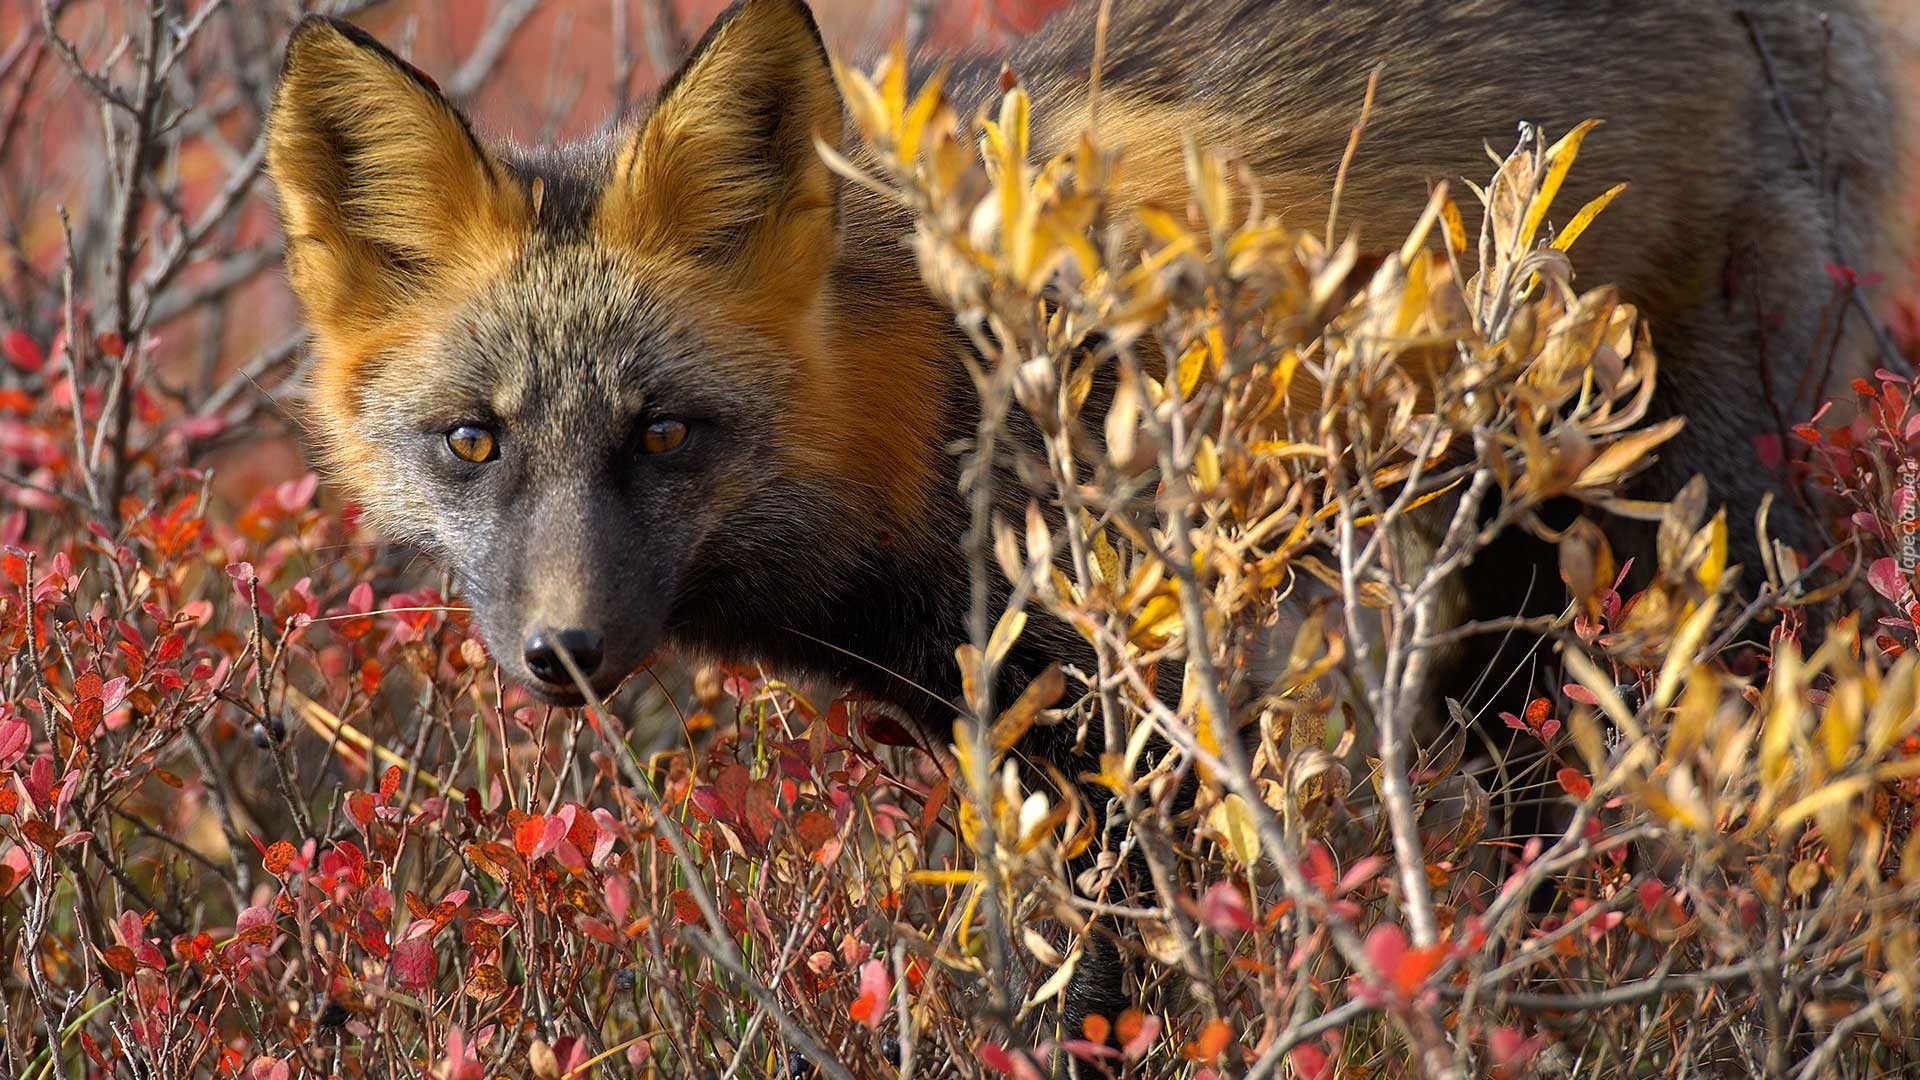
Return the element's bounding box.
[267,16,529,340]
[597,0,843,295]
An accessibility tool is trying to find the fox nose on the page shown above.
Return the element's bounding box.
[523,628,605,686]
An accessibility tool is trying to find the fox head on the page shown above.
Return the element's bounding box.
[266,0,957,702]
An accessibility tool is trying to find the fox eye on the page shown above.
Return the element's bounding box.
[446,424,498,463]
[640,418,688,455]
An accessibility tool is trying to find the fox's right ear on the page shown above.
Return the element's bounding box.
[267,16,529,343]
[597,0,843,302]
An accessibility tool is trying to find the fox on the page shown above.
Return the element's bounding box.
[267,0,1902,1037]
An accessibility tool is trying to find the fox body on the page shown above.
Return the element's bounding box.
[269,0,1899,1037]
[268,0,1899,720]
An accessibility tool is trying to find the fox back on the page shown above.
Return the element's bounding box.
[266,0,1899,724]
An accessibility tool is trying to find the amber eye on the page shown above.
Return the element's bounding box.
[640,418,688,455]
[446,424,497,463]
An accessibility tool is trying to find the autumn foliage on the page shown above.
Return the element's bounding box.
[4,2,1920,1079]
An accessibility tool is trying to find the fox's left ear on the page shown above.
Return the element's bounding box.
[598,0,844,297]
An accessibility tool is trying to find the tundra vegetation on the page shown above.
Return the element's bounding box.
[2,2,1919,1078]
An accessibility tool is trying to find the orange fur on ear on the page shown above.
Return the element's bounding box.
[266,16,529,346]
[596,0,844,300]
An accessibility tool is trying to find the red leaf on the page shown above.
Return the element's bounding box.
[1200,881,1255,935]
[715,764,749,820]
[103,945,138,975]
[564,803,598,854]
[1289,1044,1333,1080]
[668,889,702,925]
[604,876,632,924]
[235,904,276,946]
[22,819,63,850]
[1302,841,1336,893]
[391,935,437,991]
[3,330,45,373]
[1869,558,1907,602]
[848,958,890,1029]
[346,792,377,830]
[0,717,30,768]
[1364,924,1408,983]
[532,815,568,861]
[1556,767,1593,800]
[979,1044,1016,1074]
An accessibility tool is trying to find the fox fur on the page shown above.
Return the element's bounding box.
[268,0,1903,1036]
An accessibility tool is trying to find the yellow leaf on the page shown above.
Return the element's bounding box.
[956,872,983,951]
[985,607,1028,672]
[1653,596,1718,711]
[1212,795,1261,865]
[1194,436,1222,490]
[1085,512,1122,591]
[1025,946,1081,1007]
[1122,718,1156,783]
[1819,679,1862,773]
[908,869,983,887]
[955,644,985,718]
[1440,196,1469,256]
[831,59,886,143]
[1130,593,1183,649]
[1697,511,1728,594]
[879,41,907,127]
[1553,182,1629,254]
[1134,205,1191,247]
[1519,119,1604,254]
[1773,776,1869,833]
[1236,438,1328,457]
[1760,648,1803,787]
[1176,339,1207,399]
[1574,417,1687,491]
[1866,653,1919,760]
[898,64,949,166]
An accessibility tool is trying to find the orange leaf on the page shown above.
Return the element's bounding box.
[464,963,507,1001]
[1392,943,1450,997]
[1190,1018,1232,1061]
[668,889,702,925]
[513,815,547,857]
[1082,1014,1111,1045]
[1556,767,1593,800]
[263,840,296,876]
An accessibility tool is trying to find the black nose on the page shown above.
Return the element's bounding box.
[523,628,605,686]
